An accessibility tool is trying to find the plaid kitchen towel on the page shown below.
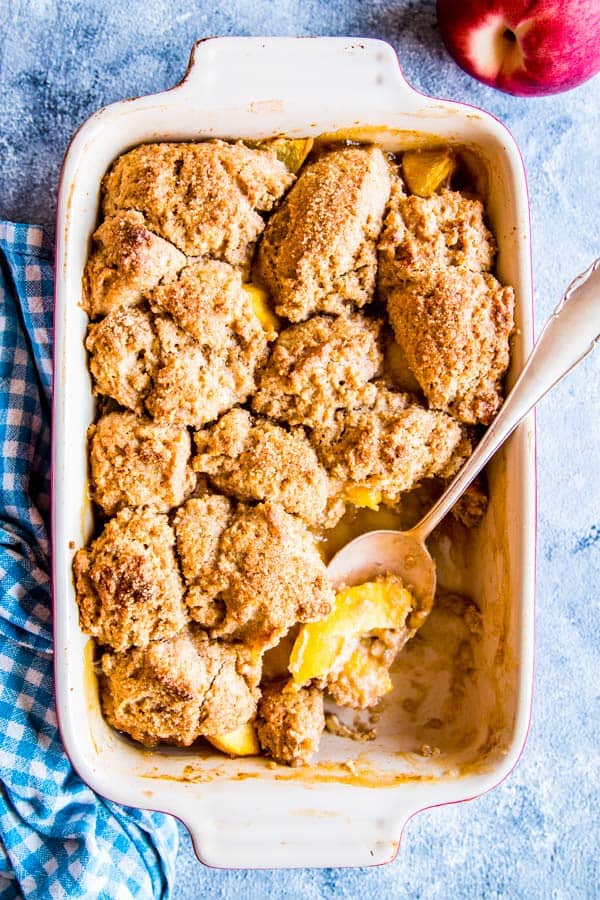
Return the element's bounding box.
[0,223,178,899]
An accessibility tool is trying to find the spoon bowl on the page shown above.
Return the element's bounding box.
[327,528,436,633]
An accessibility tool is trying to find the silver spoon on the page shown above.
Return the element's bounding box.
[327,258,600,635]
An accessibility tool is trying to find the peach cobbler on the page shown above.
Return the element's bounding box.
[74,139,514,766]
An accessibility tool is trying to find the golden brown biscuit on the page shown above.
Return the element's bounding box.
[312,381,471,506]
[191,631,260,737]
[102,141,294,267]
[193,408,337,527]
[173,494,233,627]
[100,628,260,747]
[100,630,210,747]
[148,259,260,348]
[146,316,267,428]
[255,146,391,321]
[378,184,495,291]
[89,411,194,516]
[83,211,185,317]
[387,268,514,425]
[252,313,383,429]
[212,503,334,651]
[73,507,186,652]
[86,307,159,413]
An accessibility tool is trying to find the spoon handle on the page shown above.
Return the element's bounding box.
[413,257,600,542]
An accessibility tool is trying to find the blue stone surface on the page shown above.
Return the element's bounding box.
[2,1,598,896]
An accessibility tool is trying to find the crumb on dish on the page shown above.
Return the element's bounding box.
[256,679,325,766]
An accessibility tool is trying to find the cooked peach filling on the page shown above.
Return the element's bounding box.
[243,283,281,339]
[401,148,457,197]
[205,722,260,757]
[289,576,414,687]
[344,485,382,511]
[264,137,315,174]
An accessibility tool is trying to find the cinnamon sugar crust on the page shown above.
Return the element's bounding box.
[255,146,391,321]
[211,502,334,651]
[174,497,334,650]
[86,307,159,414]
[252,313,383,429]
[193,408,338,527]
[312,381,471,506]
[83,211,186,318]
[378,184,496,291]
[173,494,232,627]
[102,140,294,267]
[73,507,186,652]
[146,316,267,428]
[148,258,261,349]
[89,411,194,516]
[387,268,514,425]
[100,630,210,747]
[100,627,260,747]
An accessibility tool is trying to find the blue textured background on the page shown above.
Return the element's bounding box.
[2,1,599,896]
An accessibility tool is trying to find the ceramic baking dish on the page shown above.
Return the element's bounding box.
[52,36,535,869]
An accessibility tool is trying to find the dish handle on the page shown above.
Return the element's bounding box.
[182,799,413,869]
[177,36,421,111]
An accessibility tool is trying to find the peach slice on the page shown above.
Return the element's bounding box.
[243,283,280,340]
[402,148,456,197]
[336,645,394,704]
[267,137,315,173]
[247,137,314,172]
[205,722,260,757]
[344,485,382,511]
[289,577,414,686]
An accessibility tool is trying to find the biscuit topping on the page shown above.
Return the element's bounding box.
[75,138,514,765]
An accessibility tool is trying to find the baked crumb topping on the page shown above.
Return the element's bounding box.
[73,507,186,653]
[75,139,514,765]
[86,306,159,414]
[252,312,383,429]
[84,210,186,318]
[255,146,391,321]
[256,679,325,766]
[89,411,194,516]
[387,268,514,425]
[193,408,338,527]
[311,380,471,506]
[378,184,496,290]
[102,140,294,266]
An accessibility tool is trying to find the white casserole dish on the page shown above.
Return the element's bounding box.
[52,36,535,869]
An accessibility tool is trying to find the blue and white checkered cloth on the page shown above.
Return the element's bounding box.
[0,223,178,899]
